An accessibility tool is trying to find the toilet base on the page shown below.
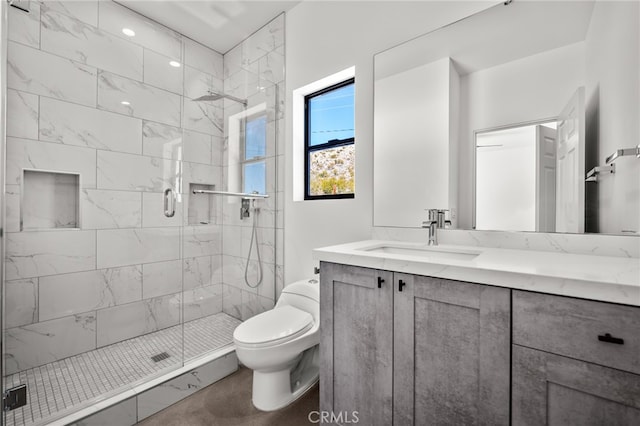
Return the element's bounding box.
[251,346,319,411]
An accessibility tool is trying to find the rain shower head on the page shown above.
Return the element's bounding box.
[192,91,247,106]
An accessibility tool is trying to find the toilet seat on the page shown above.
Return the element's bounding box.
[234,305,314,348]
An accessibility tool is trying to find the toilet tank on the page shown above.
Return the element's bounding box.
[276,278,319,321]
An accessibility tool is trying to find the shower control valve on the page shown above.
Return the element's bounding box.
[241,198,251,219]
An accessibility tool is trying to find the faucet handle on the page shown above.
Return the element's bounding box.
[424,208,449,227]
[426,208,439,221]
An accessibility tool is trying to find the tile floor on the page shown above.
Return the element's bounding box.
[3,313,241,426]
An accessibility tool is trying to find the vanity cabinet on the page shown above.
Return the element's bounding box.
[512,291,640,425]
[319,262,511,426]
[320,261,640,425]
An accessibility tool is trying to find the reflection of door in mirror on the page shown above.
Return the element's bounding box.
[475,88,585,234]
[536,125,557,233]
[556,87,585,233]
[475,121,558,233]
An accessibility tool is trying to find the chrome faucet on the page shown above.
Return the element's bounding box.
[422,209,439,245]
[422,209,451,246]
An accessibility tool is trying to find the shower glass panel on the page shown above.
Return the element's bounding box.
[3,1,186,424]
[209,13,285,328]
[1,0,284,423]
[219,94,279,321]
[2,0,189,420]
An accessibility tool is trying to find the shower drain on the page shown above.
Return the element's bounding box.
[151,352,171,363]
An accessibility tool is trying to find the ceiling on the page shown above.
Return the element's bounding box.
[117,0,302,54]
[376,1,596,79]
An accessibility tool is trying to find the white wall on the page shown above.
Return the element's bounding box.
[374,58,455,227]
[585,1,640,234]
[458,42,586,228]
[284,1,494,282]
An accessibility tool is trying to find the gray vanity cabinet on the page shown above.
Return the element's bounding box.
[319,262,394,426]
[393,273,511,425]
[512,291,640,425]
[320,261,640,425]
[319,262,511,426]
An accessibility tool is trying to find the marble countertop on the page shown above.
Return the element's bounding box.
[313,240,640,306]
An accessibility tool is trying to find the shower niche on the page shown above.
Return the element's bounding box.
[21,169,80,231]
[188,183,217,225]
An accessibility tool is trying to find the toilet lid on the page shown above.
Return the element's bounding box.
[234,305,313,346]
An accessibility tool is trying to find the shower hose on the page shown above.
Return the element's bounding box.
[244,200,263,288]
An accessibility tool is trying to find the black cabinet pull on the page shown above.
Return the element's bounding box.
[377,277,384,288]
[598,333,624,345]
[398,279,406,292]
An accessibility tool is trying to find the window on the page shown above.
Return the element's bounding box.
[242,113,267,194]
[304,78,355,199]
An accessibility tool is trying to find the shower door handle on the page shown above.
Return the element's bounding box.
[164,188,176,218]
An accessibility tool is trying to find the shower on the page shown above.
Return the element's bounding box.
[193,90,248,107]
[1,0,284,423]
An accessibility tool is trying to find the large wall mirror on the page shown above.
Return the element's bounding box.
[373,1,639,235]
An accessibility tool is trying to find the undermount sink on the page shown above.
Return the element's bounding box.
[360,244,480,261]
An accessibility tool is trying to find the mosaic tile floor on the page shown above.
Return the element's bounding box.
[3,313,241,426]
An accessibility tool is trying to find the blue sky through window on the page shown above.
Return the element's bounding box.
[245,115,267,159]
[308,83,354,146]
[243,114,267,194]
[243,161,265,194]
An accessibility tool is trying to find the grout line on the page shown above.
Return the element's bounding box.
[94,308,99,355]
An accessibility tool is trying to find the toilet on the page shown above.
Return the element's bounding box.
[233,278,320,411]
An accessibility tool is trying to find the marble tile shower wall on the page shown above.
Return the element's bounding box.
[220,14,285,321]
[4,1,231,375]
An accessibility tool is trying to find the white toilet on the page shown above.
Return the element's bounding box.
[233,278,320,411]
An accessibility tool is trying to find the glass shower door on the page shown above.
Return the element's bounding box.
[1,1,187,424]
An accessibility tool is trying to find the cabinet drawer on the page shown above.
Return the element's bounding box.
[513,291,640,374]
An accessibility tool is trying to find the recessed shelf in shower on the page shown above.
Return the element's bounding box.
[21,169,80,231]
[188,183,217,225]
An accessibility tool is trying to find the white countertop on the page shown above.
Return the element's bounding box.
[313,240,640,306]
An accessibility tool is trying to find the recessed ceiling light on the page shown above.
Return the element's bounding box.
[122,28,135,37]
[169,61,181,68]
[121,101,131,106]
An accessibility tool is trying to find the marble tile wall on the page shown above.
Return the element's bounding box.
[221,14,285,321]
[4,0,249,374]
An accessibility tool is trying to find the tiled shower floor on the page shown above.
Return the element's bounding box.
[4,313,242,426]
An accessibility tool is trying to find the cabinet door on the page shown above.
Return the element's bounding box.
[393,274,510,426]
[512,345,640,426]
[319,262,393,426]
